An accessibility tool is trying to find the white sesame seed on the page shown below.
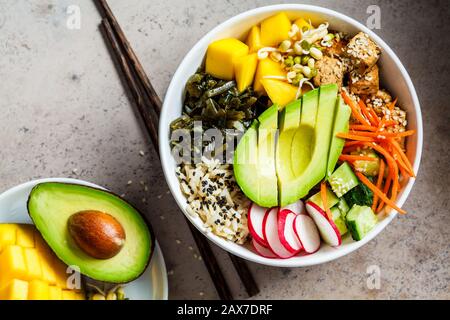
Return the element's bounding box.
[139,150,145,156]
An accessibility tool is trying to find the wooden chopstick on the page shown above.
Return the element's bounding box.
[96,0,161,116]
[97,2,259,298]
[100,18,233,301]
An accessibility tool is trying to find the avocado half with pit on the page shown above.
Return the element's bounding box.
[27,182,154,283]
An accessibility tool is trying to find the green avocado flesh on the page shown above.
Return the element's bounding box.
[233,84,347,207]
[327,96,351,178]
[28,182,153,283]
[257,104,279,207]
[234,121,260,202]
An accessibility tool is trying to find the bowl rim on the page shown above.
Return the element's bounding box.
[159,4,423,267]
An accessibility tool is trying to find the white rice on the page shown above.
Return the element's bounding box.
[175,157,250,244]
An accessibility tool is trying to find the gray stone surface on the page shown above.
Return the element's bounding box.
[0,0,448,299]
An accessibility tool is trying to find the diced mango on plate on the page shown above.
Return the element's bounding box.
[234,53,258,92]
[0,223,84,300]
[261,79,298,107]
[246,25,263,53]
[260,12,292,47]
[205,38,249,80]
[254,58,287,94]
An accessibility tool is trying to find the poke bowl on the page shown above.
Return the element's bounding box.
[159,4,422,267]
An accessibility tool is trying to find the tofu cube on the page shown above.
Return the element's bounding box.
[260,12,292,47]
[205,38,249,80]
[349,65,379,95]
[313,56,344,88]
[345,32,380,74]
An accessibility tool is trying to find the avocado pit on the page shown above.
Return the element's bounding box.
[68,210,126,259]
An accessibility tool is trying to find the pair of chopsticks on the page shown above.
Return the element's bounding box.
[94,0,259,299]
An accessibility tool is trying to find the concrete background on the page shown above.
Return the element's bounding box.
[0,0,448,299]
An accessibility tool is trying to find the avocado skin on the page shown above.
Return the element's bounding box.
[27,182,155,284]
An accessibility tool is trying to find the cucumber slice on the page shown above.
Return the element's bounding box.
[308,187,339,210]
[336,198,350,217]
[351,149,380,177]
[330,207,348,236]
[346,205,378,241]
[329,162,359,197]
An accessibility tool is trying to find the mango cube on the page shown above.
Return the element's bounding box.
[28,280,49,300]
[261,79,298,107]
[0,224,17,253]
[48,286,62,300]
[0,245,27,285]
[294,18,312,32]
[23,248,42,281]
[0,224,84,300]
[16,225,34,248]
[246,26,263,53]
[0,279,28,300]
[260,12,292,47]
[205,38,249,80]
[254,58,287,94]
[234,54,258,92]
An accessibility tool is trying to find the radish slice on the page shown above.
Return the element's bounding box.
[278,209,302,253]
[294,214,321,253]
[248,203,268,246]
[305,201,342,247]
[279,200,305,215]
[252,238,277,258]
[263,208,296,259]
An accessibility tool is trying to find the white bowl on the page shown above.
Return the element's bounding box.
[159,4,423,267]
[0,178,169,299]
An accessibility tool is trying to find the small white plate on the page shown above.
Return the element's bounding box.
[0,177,168,300]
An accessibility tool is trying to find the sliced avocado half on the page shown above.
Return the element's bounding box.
[27,182,154,283]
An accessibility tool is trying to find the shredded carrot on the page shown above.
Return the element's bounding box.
[392,148,412,178]
[358,100,377,126]
[372,159,385,211]
[345,141,365,147]
[320,181,332,220]
[355,171,406,214]
[349,130,415,138]
[377,174,392,212]
[349,124,378,131]
[388,138,415,177]
[339,155,378,162]
[341,91,371,126]
[368,108,380,125]
[379,119,397,128]
[388,98,398,111]
[336,133,374,141]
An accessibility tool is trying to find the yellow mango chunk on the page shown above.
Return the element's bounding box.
[234,54,258,92]
[28,280,49,300]
[246,26,263,53]
[48,286,62,300]
[52,256,69,289]
[0,279,29,300]
[254,58,287,94]
[0,224,17,253]
[205,38,249,80]
[34,230,57,285]
[294,18,312,32]
[23,248,42,281]
[16,225,34,248]
[260,12,292,47]
[261,79,298,107]
[0,245,27,285]
[62,290,84,300]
